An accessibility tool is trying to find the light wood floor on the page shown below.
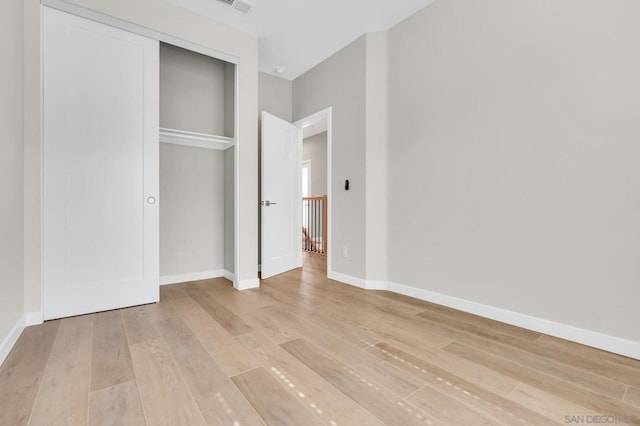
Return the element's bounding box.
[2,253,640,425]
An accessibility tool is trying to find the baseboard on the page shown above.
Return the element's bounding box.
[364,280,388,290]
[223,270,235,282]
[327,271,386,290]
[386,281,640,361]
[324,272,640,360]
[0,314,26,368]
[25,311,43,326]
[327,271,366,289]
[160,270,225,286]
[235,278,260,290]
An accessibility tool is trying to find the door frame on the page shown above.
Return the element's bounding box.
[294,107,333,275]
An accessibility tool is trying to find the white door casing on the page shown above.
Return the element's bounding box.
[261,112,302,279]
[43,7,160,320]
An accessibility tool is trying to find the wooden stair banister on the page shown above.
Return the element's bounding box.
[302,195,327,255]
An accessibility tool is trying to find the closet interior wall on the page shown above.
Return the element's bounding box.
[159,43,235,281]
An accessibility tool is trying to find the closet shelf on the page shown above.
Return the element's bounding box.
[159,127,235,150]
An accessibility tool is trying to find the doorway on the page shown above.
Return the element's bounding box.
[295,108,332,276]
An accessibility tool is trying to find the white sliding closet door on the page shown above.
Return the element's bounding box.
[43,7,160,320]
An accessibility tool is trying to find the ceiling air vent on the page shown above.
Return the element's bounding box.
[217,0,255,15]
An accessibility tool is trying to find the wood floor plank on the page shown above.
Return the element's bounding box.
[154,315,264,425]
[406,382,499,425]
[185,286,253,336]
[363,342,551,425]
[259,277,328,311]
[232,367,325,426]
[129,338,206,426]
[379,304,628,400]
[275,299,383,349]
[241,307,302,345]
[309,298,453,350]
[262,304,425,398]
[159,284,190,301]
[416,309,539,345]
[415,304,540,341]
[626,387,640,409]
[444,342,640,421]
[379,337,520,397]
[281,338,441,426]
[408,304,638,393]
[267,275,379,312]
[91,310,135,391]
[3,253,640,425]
[530,335,640,387]
[170,296,262,377]
[0,320,60,426]
[507,383,600,425]
[88,381,146,426]
[29,316,94,426]
[237,330,386,426]
[121,305,161,345]
[193,279,277,315]
[537,334,640,370]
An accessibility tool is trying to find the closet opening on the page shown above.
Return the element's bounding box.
[158,42,237,288]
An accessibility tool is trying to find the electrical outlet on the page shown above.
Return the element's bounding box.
[342,246,349,258]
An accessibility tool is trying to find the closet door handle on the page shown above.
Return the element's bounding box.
[261,200,277,207]
[147,196,157,205]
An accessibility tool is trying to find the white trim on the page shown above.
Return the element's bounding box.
[223,270,235,282]
[328,271,364,289]
[236,278,260,290]
[294,107,332,276]
[41,0,238,64]
[25,312,44,326]
[324,273,640,360]
[233,53,241,291]
[387,280,640,360]
[0,315,26,368]
[160,270,225,285]
[160,128,235,150]
[364,280,388,291]
[328,271,387,291]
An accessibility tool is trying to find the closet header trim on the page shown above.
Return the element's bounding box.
[42,0,239,65]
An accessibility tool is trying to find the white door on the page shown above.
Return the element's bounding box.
[261,112,302,279]
[43,7,159,320]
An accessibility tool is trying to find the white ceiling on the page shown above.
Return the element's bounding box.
[168,0,436,80]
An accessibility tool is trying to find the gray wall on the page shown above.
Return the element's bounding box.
[160,43,227,136]
[224,63,236,138]
[293,36,367,279]
[159,44,230,278]
[303,132,327,196]
[387,0,640,342]
[364,32,389,283]
[23,0,43,316]
[0,0,25,348]
[259,72,292,122]
[159,145,225,276]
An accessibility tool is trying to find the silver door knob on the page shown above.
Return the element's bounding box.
[147,197,157,204]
